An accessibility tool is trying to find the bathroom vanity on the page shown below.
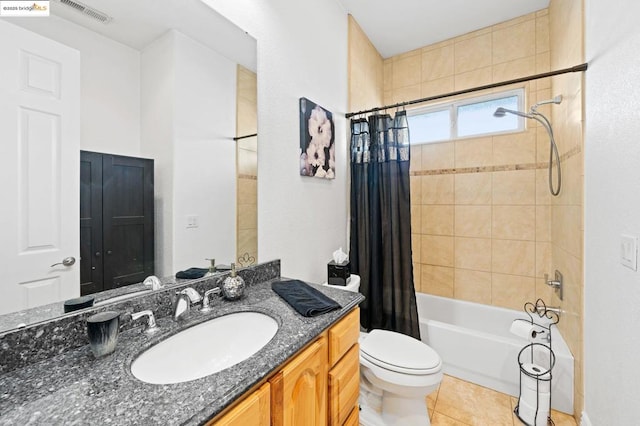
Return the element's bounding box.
[0,261,364,425]
[212,307,360,426]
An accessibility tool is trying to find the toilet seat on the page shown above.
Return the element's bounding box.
[360,329,442,375]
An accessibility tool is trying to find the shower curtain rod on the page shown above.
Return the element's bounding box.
[233,133,257,141]
[345,62,588,119]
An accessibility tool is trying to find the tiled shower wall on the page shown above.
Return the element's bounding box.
[236,65,258,264]
[549,0,585,417]
[348,15,384,112]
[382,11,554,311]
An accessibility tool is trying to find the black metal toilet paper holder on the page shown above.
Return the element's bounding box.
[513,299,560,426]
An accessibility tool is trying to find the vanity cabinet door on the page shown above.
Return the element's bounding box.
[328,344,360,426]
[343,406,359,426]
[270,336,328,426]
[210,383,270,426]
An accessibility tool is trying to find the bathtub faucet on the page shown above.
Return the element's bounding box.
[536,305,562,316]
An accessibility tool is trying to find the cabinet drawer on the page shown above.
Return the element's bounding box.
[210,383,270,426]
[328,307,360,366]
[328,344,360,426]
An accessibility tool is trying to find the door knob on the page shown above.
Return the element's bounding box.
[50,257,76,267]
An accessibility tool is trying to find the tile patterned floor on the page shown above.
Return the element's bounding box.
[427,375,578,426]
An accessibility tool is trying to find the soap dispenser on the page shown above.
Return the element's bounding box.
[221,263,245,300]
[205,258,216,277]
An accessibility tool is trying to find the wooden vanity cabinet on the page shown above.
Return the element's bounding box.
[327,307,360,426]
[270,336,328,426]
[210,307,361,426]
[328,344,359,425]
[211,383,270,426]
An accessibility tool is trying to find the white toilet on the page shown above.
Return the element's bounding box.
[324,275,443,425]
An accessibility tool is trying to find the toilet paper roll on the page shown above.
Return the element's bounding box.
[510,320,538,340]
[520,386,550,408]
[518,399,550,426]
[520,363,551,393]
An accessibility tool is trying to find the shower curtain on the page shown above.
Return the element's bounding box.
[349,110,420,339]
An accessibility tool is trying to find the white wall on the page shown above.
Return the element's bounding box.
[141,31,237,274]
[172,32,237,271]
[584,0,640,424]
[14,15,141,156]
[140,33,175,277]
[202,0,349,283]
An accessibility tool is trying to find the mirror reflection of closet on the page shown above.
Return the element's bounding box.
[80,151,154,295]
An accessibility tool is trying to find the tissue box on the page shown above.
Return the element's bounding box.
[328,260,350,286]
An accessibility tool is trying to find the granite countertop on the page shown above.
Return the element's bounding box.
[0,274,196,333]
[0,280,364,426]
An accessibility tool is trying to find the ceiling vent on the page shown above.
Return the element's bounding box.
[54,0,112,24]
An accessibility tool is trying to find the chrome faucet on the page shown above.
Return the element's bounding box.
[173,288,203,321]
[131,310,159,334]
[200,287,222,313]
[535,305,563,317]
[143,275,163,291]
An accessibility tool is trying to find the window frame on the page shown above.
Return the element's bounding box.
[407,87,526,145]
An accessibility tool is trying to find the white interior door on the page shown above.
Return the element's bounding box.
[0,20,80,315]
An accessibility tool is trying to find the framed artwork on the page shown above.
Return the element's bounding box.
[299,97,335,179]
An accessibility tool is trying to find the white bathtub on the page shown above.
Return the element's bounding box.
[416,292,574,414]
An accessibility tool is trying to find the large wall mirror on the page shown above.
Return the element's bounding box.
[0,0,257,329]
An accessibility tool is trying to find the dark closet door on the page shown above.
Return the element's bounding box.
[80,151,104,295]
[102,154,154,290]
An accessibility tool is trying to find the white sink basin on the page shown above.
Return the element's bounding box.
[130,312,278,384]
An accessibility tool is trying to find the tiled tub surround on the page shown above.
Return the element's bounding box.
[0,272,363,425]
[548,0,585,418]
[377,9,561,312]
[0,260,281,374]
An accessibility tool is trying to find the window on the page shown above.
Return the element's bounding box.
[407,89,525,144]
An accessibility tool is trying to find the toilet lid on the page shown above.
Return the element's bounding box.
[360,329,441,375]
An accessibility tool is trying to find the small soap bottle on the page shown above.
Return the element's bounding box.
[222,263,245,300]
[205,258,216,277]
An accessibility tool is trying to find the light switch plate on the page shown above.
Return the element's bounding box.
[620,234,637,271]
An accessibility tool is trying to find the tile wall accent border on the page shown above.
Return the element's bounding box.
[560,145,581,163]
[238,174,258,180]
[410,144,581,176]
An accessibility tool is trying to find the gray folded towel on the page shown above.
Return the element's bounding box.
[272,280,341,317]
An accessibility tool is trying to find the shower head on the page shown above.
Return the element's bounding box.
[495,95,563,118]
[493,98,563,197]
[531,95,563,113]
[493,107,533,119]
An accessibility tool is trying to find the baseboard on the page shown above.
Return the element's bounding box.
[580,411,593,426]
